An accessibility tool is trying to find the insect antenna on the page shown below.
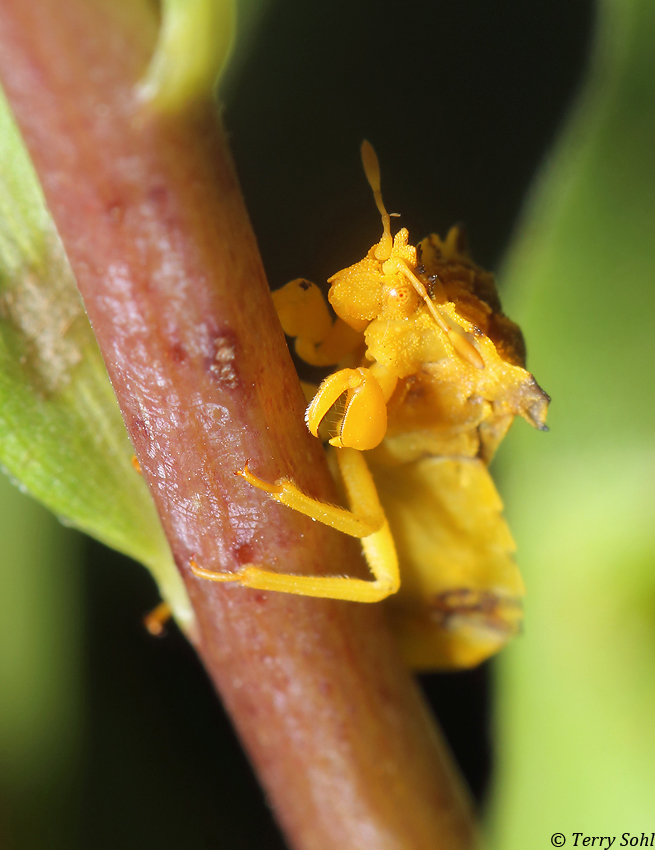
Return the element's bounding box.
[361,140,393,262]
[361,141,484,370]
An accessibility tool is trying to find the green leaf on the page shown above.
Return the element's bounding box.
[0,85,193,631]
[490,0,655,840]
[0,477,81,840]
[139,0,236,111]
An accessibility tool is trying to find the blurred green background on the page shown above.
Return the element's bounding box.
[3,0,654,847]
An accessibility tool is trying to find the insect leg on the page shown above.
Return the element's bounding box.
[143,601,172,636]
[190,448,400,602]
[237,461,382,537]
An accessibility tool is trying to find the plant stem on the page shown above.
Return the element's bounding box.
[0,2,478,847]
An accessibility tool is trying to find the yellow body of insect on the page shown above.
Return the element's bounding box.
[192,142,549,670]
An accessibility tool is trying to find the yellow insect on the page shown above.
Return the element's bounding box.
[192,142,549,670]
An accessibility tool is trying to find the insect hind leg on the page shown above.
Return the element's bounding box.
[190,448,400,602]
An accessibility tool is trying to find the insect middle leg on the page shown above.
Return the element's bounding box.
[190,448,399,602]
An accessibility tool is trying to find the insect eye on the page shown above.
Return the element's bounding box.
[385,285,417,315]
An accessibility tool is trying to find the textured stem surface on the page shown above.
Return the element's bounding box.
[0,3,477,847]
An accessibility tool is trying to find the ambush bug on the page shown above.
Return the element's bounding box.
[192,142,549,670]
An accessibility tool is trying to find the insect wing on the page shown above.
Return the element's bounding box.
[374,456,524,670]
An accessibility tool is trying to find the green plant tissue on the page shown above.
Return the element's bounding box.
[0,85,193,632]
[490,0,655,841]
